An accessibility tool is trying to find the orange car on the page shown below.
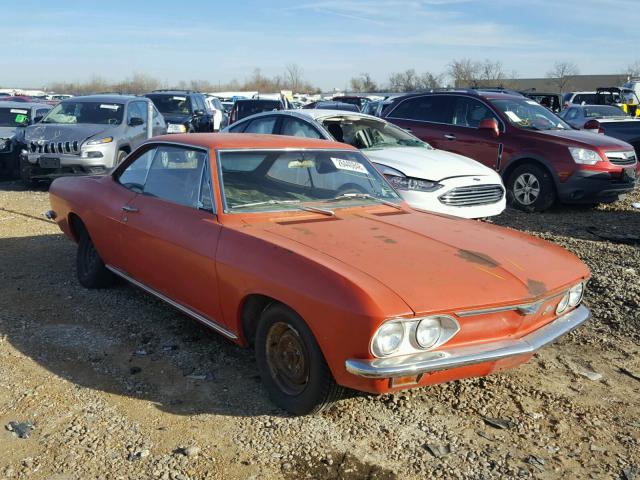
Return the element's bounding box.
[47,133,591,415]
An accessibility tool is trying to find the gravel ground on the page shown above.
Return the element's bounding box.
[0,179,639,480]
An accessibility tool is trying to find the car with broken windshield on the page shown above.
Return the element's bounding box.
[48,133,591,415]
[224,109,506,218]
[0,101,51,178]
[20,95,166,183]
[383,90,638,211]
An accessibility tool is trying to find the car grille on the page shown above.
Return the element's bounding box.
[29,140,80,155]
[605,151,636,166]
[439,184,504,207]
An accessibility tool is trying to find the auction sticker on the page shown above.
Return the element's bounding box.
[100,104,120,110]
[331,157,367,174]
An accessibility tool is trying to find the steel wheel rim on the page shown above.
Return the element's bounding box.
[265,322,309,396]
[513,173,540,205]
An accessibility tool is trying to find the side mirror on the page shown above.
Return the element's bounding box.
[193,109,205,116]
[479,118,500,137]
[32,116,43,124]
[129,117,144,126]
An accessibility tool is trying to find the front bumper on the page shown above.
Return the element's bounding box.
[345,304,590,378]
[22,143,116,179]
[557,168,636,203]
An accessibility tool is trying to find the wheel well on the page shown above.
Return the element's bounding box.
[67,213,87,243]
[502,158,557,187]
[119,145,131,153]
[240,294,277,346]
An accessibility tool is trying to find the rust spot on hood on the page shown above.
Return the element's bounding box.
[457,249,499,268]
[527,279,547,297]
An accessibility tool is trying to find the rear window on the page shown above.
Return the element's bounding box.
[236,100,281,120]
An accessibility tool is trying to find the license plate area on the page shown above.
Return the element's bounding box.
[39,156,60,168]
[624,167,636,181]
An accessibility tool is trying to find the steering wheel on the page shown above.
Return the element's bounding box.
[336,183,367,196]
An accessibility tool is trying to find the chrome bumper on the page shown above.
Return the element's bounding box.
[345,305,590,379]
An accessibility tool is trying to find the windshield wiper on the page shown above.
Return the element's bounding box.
[230,199,334,216]
[325,193,403,210]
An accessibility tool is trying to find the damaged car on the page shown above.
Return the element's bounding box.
[0,101,51,178]
[20,95,166,183]
[224,110,506,218]
[48,133,591,415]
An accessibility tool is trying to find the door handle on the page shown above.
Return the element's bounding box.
[444,134,456,140]
[122,205,138,212]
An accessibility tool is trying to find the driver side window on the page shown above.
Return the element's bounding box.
[118,147,157,192]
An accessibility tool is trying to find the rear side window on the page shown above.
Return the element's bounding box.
[572,94,596,105]
[387,96,452,123]
[280,117,322,138]
[244,116,277,134]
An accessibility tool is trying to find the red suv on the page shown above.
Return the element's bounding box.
[383,90,638,211]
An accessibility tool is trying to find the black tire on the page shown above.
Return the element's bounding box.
[116,149,128,166]
[506,163,556,212]
[77,231,115,289]
[255,304,343,415]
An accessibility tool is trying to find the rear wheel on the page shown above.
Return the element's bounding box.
[255,304,343,415]
[507,163,556,212]
[77,231,115,288]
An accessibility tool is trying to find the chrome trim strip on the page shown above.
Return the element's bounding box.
[455,290,565,317]
[106,265,237,339]
[345,305,590,378]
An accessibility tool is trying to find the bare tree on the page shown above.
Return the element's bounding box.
[350,73,378,92]
[448,58,480,88]
[546,61,580,93]
[477,60,505,85]
[418,72,443,90]
[284,63,304,92]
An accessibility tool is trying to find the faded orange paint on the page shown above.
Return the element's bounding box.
[49,134,590,395]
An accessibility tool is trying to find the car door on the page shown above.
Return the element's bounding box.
[115,144,225,327]
[384,95,453,149]
[442,96,503,169]
[125,101,148,150]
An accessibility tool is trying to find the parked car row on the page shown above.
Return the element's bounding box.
[47,132,592,415]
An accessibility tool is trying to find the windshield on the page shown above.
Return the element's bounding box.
[322,117,430,150]
[219,149,400,213]
[583,106,627,118]
[41,101,124,125]
[146,94,192,115]
[492,99,571,131]
[0,107,30,127]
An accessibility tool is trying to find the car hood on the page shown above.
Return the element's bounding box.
[24,123,112,143]
[362,146,497,181]
[0,126,17,138]
[248,209,589,314]
[539,128,633,148]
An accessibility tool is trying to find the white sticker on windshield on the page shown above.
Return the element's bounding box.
[505,111,522,122]
[10,109,28,114]
[526,100,539,105]
[100,104,120,110]
[331,157,368,174]
[172,96,187,101]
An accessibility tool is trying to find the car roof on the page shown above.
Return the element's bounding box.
[65,94,139,103]
[0,101,52,109]
[149,132,354,151]
[290,109,380,121]
[387,90,525,103]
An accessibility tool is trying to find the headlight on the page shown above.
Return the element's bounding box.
[85,136,114,146]
[556,293,570,314]
[371,321,404,357]
[568,147,601,165]
[385,175,443,192]
[415,317,442,348]
[568,283,584,307]
[167,123,187,133]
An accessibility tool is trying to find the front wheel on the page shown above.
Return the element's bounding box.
[77,231,115,288]
[255,304,343,415]
[507,164,556,212]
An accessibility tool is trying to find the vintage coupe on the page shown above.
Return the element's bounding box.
[48,133,591,415]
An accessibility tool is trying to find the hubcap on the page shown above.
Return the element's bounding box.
[265,322,309,396]
[513,173,540,206]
